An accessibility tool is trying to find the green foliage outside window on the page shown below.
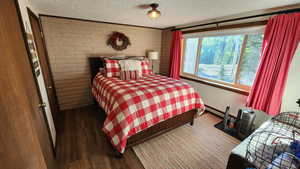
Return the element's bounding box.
[182,31,264,87]
[238,34,263,86]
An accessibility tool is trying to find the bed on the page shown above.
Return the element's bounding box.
[89,57,205,156]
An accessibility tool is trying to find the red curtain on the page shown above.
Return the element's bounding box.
[169,31,183,79]
[246,13,300,115]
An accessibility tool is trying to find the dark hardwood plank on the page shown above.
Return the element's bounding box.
[56,105,144,169]
[56,105,236,169]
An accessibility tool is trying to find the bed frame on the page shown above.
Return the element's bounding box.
[88,57,197,157]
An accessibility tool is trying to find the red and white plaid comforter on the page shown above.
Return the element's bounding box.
[92,73,205,153]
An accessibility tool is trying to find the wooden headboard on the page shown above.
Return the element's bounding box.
[88,56,146,82]
[88,57,105,83]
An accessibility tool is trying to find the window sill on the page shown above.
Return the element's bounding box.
[180,75,250,96]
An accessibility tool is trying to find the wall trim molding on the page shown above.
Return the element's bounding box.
[183,20,267,34]
[205,104,237,119]
[39,14,163,30]
[167,3,300,30]
[205,104,225,114]
[180,76,249,96]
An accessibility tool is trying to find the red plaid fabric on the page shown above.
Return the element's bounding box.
[92,73,205,153]
[105,59,120,77]
[141,60,152,75]
[120,70,140,80]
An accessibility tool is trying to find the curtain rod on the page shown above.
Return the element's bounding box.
[172,8,300,31]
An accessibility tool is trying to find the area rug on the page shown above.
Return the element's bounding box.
[214,121,243,141]
[132,113,240,169]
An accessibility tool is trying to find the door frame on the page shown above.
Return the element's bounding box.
[15,0,57,157]
[27,7,60,118]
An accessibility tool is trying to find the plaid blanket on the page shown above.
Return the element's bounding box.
[92,73,205,153]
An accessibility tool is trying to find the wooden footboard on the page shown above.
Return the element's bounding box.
[105,108,197,157]
[126,109,197,148]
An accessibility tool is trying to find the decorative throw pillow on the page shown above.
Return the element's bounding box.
[118,60,142,77]
[105,59,120,77]
[141,60,153,75]
[120,70,140,80]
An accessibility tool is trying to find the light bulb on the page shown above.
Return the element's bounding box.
[147,9,161,19]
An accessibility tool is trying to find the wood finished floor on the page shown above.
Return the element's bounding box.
[56,105,144,169]
[56,105,237,169]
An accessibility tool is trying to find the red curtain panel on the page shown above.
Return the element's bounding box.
[169,31,183,79]
[246,13,300,115]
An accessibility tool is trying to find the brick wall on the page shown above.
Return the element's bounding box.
[41,16,162,110]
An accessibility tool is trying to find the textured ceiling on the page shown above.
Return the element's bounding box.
[30,0,299,28]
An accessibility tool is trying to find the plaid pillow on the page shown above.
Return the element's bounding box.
[141,60,152,75]
[120,70,140,80]
[105,59,120,77]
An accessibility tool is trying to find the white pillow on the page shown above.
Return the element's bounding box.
[118,60,142,76]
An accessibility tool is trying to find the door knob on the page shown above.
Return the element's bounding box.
[47,86,52,89]
[38,103,46,108]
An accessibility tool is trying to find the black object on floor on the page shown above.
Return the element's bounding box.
[214,121,243,141]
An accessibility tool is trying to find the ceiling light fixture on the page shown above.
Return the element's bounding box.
[147,3,161,19]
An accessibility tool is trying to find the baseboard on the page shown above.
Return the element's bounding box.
[205,109,223,119]
[60,104,96,113]
[205,104,237,119]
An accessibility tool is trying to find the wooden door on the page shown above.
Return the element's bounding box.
[0,0,57,168]
[27,8,59,126]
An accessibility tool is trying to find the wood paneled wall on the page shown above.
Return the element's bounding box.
[40,16,162,110]
[159,29,172,76]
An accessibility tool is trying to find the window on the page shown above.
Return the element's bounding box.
[183,38,198,74]
[237,34,263,86]
[181,27,264,91]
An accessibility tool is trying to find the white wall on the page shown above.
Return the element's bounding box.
[281,44,300,112]
[181,79,247,116]
[17,0,56,146]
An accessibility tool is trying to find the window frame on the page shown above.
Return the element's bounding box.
[180,25,265,94]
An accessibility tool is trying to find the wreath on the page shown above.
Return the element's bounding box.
[107,32,131,51]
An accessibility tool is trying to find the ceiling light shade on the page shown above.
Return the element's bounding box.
[147,3,161,19]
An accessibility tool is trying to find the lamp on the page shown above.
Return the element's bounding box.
[147,3,161,19]
[148,51,159,60]
[147,51,159,73]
